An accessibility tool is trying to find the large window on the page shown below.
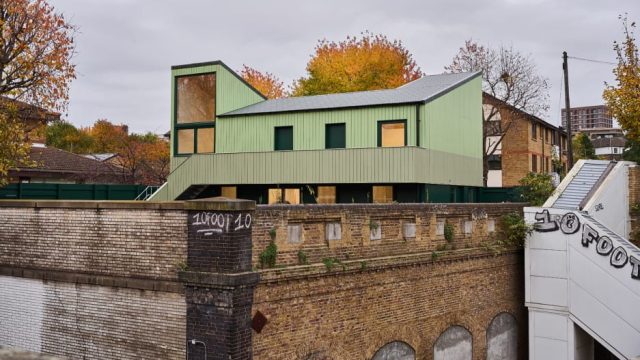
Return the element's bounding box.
[531,154,538,173]
[274,126,293,151]
[175,73,216,155]
[378,120,406,147]
[325,123,346,149]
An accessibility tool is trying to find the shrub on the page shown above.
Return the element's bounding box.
[498,212,533,247]
[297,250,309,265]
[518,172,554,206]
[443,221,454,242]
[259,241,278,268]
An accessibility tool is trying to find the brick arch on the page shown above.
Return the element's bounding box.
[486,311,518,360]
[433,324,473,360]
[371,341,415,360]
[363,325,421,359]
[295,339,349,360]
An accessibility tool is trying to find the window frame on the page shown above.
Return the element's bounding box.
[531,122,537,140]
[173,72,217,157]
[325,123,346,149]
[274,126,294,151]
[377,119,407,147]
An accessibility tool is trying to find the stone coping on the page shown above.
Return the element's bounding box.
[257,248,522,283]
[257,202,526,211]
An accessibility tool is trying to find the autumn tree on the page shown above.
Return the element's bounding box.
[0,0,76,186]
[603,15,640,144]
[240,65,286,99]
[445,40,550,185]
[115,133,169,185]
[291,32,423,96]
[45,120,93,153]
[88,119,128,153]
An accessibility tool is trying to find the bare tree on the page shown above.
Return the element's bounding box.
[445,40,550,185]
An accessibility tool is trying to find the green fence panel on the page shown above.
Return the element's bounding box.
[0,183,149,200]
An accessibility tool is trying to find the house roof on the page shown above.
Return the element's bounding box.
[83,153,118,162]
[20,146,121,176]
[591,137,626,148]
[0,96,60,123]
[482,93,566,134]
[220,71,481,117]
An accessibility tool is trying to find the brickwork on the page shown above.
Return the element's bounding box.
[0,200,527,360]
[252,203,523,268]
[0,275,185,360]
[252,250,526,360]
[0,202,187,280]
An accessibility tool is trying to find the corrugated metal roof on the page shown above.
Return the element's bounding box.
[220,71,480,116]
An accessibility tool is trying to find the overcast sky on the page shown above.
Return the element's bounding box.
[49,0,638,134]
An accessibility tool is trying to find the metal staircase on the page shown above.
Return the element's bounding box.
[551,160,613,210]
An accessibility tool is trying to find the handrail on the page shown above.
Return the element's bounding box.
[579,161,616,210]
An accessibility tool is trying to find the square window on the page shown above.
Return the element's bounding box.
[284,188,300,204]
[177,129,194,154]
[176,73,216,124]
[317,186,336,204]
[378,121,406,147]
[197,127,215,153]
[274,126,293,151]
[268,188,282,204]
[325,123,346,149]
[372,185,393,203]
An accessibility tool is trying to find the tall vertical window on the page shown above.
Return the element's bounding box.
[531,154,538,173]
[325,123,346,149]
[174,73,216,155]
[274,126,293,151]
[378,120,406,147]
[531,122,537,140]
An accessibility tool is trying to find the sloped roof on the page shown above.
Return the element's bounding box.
[83,153,118,162]
[21,146,120,176]
[220,71,481,116]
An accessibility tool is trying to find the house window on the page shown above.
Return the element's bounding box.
[221,186,237,199]
[325,123,346,149]
[614,148,619,154]
[531,122,537,140]
[545,129,550,142]
[378,120,406,147]
[274,126,293,151]
[545,157,550,173]
[531,154,538,173]
[317,186,336,204]
[174,73,216,155]
[372,185,393,203]
[487,155,502,170]
[268,188,300,204]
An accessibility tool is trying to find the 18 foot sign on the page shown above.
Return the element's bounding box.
[534,210,640,280]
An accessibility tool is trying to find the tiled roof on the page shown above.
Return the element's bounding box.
[220,71,481,116]
[21,146,121,177]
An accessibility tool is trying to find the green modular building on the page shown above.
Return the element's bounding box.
[150,60,483,204]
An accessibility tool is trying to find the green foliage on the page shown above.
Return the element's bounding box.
[435,243,449,251]
[431,251,439,261]
[443,221,454,242]
[45,120,94,153]
[623,139,640,163]
[259,241,278,269]
[498,212,533,248]
[268,226,277,240]
[175,260,188,272]
[322,257,343,271]
[518,172,554,206]
[631,202,640,212]
[297,250,309,265]
[0,112,33,186]
[360,261,367,270]
[572,133,597,160]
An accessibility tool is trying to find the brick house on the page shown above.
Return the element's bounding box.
[483,94,569,187]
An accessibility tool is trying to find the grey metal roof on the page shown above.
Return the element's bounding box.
[220,71,481,116]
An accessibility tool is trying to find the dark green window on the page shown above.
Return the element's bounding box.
[274,126,293,151]
[325,123,346,149]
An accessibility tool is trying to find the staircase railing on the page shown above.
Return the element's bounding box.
[134,185,159,201]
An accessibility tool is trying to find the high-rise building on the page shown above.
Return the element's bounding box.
[561,105,613,130]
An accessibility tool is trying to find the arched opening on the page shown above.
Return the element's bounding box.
[371,341,415,360]
[486,312,518,360]
[433,325,472,360]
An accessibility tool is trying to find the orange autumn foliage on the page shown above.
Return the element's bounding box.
[291,32,423,96]
[240,65,286,99]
